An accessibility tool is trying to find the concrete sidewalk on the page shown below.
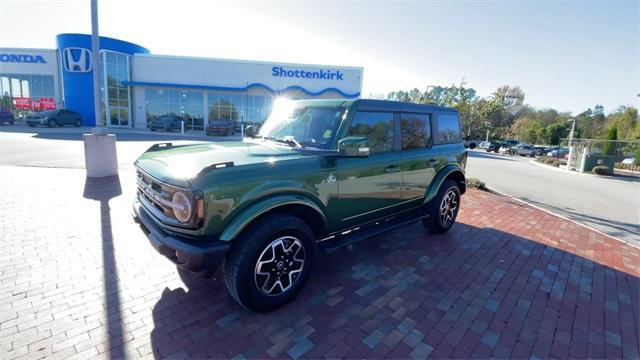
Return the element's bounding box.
[1,165,638,359]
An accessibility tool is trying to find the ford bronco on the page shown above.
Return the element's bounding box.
[132,99,467,310]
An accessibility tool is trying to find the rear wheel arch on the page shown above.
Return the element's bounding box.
[425,166,466,203]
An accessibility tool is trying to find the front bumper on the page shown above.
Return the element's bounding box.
[132,199,230,275]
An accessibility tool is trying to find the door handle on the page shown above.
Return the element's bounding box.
[385,165,400,173]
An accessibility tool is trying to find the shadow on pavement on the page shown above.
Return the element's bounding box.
[83,175,125,359]
[148,222,639,359]
[519,197,640,245]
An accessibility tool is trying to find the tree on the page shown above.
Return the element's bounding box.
[543,122,568,145]
[602,126,617,155]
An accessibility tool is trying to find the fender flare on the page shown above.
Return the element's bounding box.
[424,165,466,204]
[218,194,328,241]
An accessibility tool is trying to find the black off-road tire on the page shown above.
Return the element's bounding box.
[74,119,83,127]
[47,119,57,128]
[223,213,315,311]
[422,180,461,234]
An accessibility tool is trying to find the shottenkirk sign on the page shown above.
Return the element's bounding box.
[272,66,344,80]
[0,54,47,64]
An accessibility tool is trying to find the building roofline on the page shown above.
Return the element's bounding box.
[133,53,364,71]
[0,47,57,52]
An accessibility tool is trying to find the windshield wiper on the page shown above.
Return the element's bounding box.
[264,135,303,148]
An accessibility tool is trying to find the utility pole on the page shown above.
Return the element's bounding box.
[567,118,576,171]
[83,0,118,178]
[90,0,102,131]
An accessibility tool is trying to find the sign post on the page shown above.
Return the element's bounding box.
[83,0,118,178]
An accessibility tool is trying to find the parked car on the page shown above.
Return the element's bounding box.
[464,139,482,149]
[205,119,235,136]
[498,145,513,154]
[0,109,15,125]
[546,147,569,158]
[534,146,547,156]
[622,157,636,165]
[25,109,83,127]
[514,144,536,157]
[478,141,491,149]
[486,141,503,153]
[132,99,467,310]
[148,115,183,132]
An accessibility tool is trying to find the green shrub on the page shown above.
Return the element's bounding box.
[592,165,610,175]
[601,126,617,155]
[467,177,486,190]
[635,148,640,166]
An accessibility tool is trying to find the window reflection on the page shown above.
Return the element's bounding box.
[348,111,394,154]
[436,114,461,143]
[145,89,204,131]
[401,113,430,150]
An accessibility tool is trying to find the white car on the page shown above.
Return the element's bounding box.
[478,141,491,149]
[622,157,636,165]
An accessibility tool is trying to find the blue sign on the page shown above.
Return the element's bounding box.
[272,66,344,81]
[0,54,46,64]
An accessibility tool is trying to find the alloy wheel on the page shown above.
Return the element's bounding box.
[254,236,305,296]
[439,190,458,226]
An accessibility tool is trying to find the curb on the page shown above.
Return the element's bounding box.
[529,159,640,181]
[479,185,640,250]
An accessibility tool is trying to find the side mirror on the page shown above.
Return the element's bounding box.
[245,125,256,138]
[338,136,370,157]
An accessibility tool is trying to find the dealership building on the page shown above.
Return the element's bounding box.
[0,34,363,130]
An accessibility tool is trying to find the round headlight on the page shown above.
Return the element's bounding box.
[172,191,192,223]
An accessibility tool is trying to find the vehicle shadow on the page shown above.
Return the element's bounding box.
[82,175,126,359]
[148,221,639,359]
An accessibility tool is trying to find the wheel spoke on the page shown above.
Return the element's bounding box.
[254,236,305,296]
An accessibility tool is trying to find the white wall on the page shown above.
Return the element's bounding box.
[131,54,363,96]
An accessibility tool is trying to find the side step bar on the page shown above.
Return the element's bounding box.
[320,208,427,253]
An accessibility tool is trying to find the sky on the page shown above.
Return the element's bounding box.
[0,0,637,115]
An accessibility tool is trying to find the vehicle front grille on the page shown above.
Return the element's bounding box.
[136,170,181,222]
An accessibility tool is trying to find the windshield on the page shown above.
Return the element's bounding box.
[257,101,345,149]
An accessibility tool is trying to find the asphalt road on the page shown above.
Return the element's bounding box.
[466,149,640,245]
[0,125,235,170]
[1,125,638,245]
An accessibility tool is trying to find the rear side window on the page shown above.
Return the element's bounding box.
[348,111,394,154]
[401,113,430,150]
[436,113,461,143]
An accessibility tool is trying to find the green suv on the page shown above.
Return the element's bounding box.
[132,99,467,310]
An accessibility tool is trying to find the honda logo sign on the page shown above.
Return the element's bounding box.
[63,48,92,73]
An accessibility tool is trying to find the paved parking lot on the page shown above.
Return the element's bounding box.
[1,165,638,359]
[466,150,640,245]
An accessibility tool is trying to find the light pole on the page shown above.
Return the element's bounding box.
[83,0,118,178]
[483,121,491,142]
[567,118,576,171]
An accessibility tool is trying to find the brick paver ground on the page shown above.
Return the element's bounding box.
[1,165,638,359]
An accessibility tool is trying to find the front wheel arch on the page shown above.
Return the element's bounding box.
[219,196,328,242]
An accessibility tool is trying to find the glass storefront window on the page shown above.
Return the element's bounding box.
[145,89,204,131]
[101,51,131,127]
[0,73,57,117]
